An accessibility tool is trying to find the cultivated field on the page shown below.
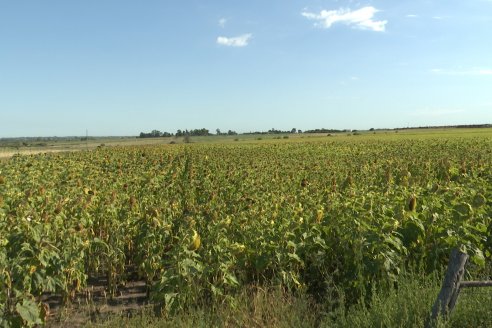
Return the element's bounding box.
[1,128,492,327]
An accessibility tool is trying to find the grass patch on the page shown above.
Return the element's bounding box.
[328,272,440,328]
[83,271,492,328]
[87,286,319,328]
[446,288,492,328]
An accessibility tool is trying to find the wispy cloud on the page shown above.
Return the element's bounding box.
[431,68,492,76]
[406,14,419,18]
[301,6,387,32]
[474,69,492,75]
[217,34,252,47]
[218,18,227,28]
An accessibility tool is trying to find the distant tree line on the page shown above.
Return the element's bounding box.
[138,124,492,138]
[175,128,212,137]
[139,128,231,138]
[395,124,492,130]
[139,130,173,138]
[215,129,238,136]
[243,128,301,135]
[302,128,348,134]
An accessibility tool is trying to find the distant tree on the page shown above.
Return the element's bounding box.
[174,128,212,137]
[304,128,343,134]
[151,130,163,137]
[298,129,302,134]
[140,132,152,138]
[227,130,238,136]
[268,128,283,134]
[216,128,221,136]
[139,130,172,138]
[291,128,297,134]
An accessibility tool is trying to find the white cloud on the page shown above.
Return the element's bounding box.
[431,68,492,76]
[217,34,252,47]
[218,18,227,28]
[302,6,387,32]
[406,14,418,18]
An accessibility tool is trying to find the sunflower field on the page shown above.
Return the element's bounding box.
[1,135,491,326]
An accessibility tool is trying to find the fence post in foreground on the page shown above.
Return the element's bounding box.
[427,248,468,326]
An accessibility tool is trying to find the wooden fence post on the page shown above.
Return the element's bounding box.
[427,248,468,327]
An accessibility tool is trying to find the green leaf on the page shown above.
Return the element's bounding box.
[164,293,178,312]
[16,299,42,325]
[287,241,297,249]
[224,273,239,286]
[471,249,485,267]
[287,252,304,266]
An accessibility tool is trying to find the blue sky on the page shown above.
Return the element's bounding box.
[1,0,491,137]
